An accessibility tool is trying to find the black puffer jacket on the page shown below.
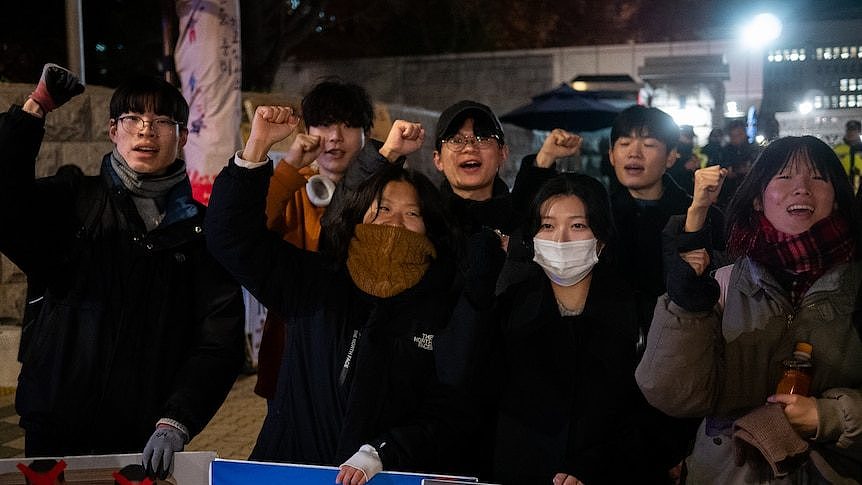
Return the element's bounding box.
[206,159,462,472]
[0,105,245,455]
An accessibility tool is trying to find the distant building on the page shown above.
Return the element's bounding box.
[764,19,862,143]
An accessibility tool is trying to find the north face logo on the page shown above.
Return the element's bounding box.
[413,333,434,350]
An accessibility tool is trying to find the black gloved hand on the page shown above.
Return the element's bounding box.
[142,425,185,479]
[463,228,506,309]
[662,218,719,312]
[29,63,85,113]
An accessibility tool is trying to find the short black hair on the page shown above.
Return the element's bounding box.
[110,75,189,125]
[726,119,747,132]
[114,464,147,483]
[22,459,66,485]
[301,78,374,132]
[610,105,679,152]
[526,173,616,258]
[847,120,861,131]
[726,135,862,257]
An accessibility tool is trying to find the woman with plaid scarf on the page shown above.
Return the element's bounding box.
[636,136,862,483]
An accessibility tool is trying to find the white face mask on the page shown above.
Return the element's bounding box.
[532,237,600,286]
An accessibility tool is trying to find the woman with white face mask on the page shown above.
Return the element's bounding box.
[482,173,667,484]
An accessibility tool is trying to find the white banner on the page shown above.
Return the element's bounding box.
[175,0,242,204]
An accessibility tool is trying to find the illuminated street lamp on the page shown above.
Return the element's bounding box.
[738,13,782,142]
[741,13,783,47]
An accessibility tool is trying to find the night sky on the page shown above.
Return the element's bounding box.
[1,0,860,87]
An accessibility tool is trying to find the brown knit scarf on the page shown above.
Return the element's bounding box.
[347,224,437,298]
[749,213,854,306]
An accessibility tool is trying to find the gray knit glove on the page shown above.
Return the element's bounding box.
[142,425,186,479]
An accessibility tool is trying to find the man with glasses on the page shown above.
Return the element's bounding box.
[432,101,513,236]
[0,65,245,479]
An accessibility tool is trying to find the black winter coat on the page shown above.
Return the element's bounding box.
[610,176,725,332]
[489,261,666,484]
[0,105,245,455]
[205,159,462,472]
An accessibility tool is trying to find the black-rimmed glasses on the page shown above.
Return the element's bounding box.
[116,115,183,137]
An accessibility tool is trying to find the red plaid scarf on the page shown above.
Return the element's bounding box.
[749,213,854,306]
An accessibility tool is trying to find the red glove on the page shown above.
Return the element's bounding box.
[29,63,85,113]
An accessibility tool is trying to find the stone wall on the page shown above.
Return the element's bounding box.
[0,83,114,325]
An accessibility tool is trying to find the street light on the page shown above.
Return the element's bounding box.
[741,13,783,47]
[738,13,782,142]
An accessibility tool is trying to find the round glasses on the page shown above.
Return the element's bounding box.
[443,134,501,152]
[116,115,182,137]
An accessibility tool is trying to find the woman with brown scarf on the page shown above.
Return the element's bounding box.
[636,136,862,483]
[206,107,461,485]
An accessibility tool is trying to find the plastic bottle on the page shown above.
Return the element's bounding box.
[775,342,813,396]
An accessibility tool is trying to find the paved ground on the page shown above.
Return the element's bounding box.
[0,374,266,460]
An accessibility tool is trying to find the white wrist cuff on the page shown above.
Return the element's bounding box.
[341,444,383,482]
[234,150,271,169]
[156,418,190,443]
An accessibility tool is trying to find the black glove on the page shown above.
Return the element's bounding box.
[463,228,506,309]
[29,63,85,112]
[142,425,185,479]
[662,217,719,312]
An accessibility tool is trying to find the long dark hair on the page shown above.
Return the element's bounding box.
[321,164,453,265]
[525,173,616,258]
[725,135,862,258]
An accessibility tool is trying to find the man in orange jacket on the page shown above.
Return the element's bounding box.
[256,79,425,399]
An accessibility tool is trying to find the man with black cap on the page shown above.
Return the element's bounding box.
[430,100,515,240]
[834,119,862,191]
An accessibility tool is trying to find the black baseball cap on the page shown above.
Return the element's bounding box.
[434,100,505,150]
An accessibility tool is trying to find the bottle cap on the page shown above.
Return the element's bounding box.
[795,342,813,354]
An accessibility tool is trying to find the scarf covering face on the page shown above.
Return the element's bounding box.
[749,213,854,305]
[347,224,437,298]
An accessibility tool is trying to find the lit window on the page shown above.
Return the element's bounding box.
[851,97,857,108]
[814,96,823,109]
[852,47,858,58]
[841,47,850,59]
[775,53,783,62]
[816,48,824,60]
[851,79,858,91]
[800,48,806,61]
[839,95,847,108]
[790,49,799,61]
[841,79,849,91]
[832,95,839,106]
